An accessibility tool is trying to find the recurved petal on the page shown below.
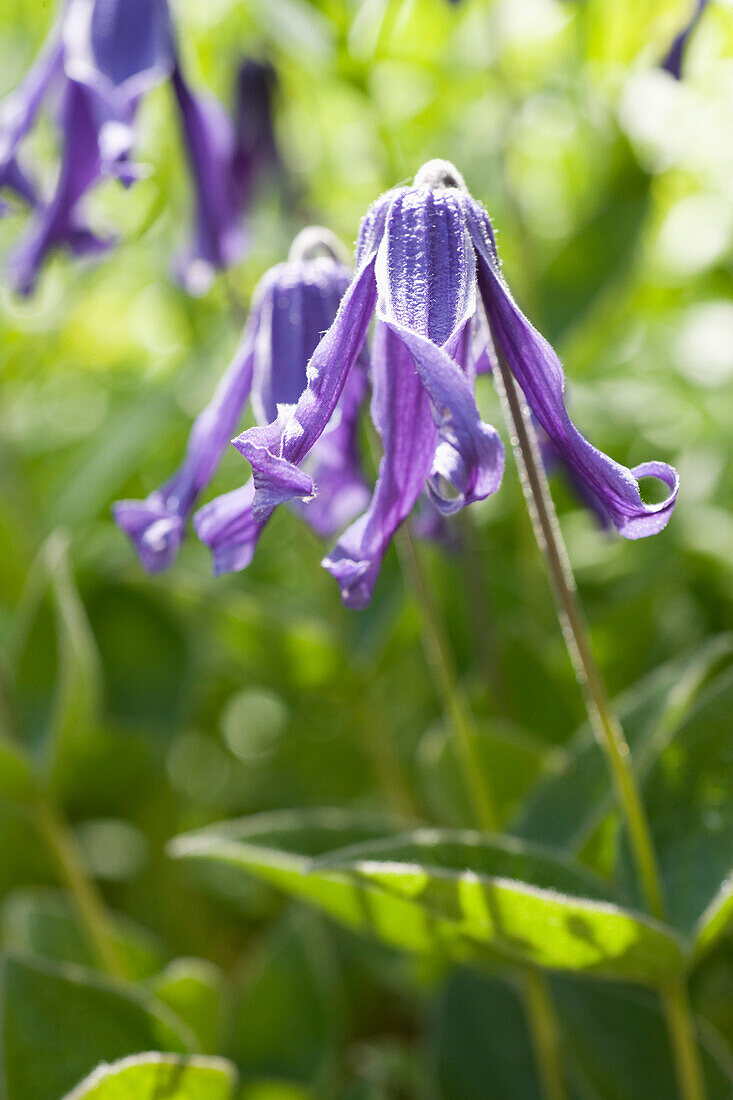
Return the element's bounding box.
[194,480,269,576]
[322,321,437,609]
[468,202,679,539]
[235,253,378,520]
[113,318,257,572]
[380,317,504,515]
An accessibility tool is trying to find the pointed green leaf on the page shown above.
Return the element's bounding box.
[170,813,687,986]
[63,1053,236,1099]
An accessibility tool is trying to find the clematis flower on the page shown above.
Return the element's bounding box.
[235,160,678,608]
[114,227,369,574]
[661,0,707,79]
[2,0,277,294]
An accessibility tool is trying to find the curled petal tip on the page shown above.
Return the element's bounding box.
[615,462,680,538]
[113,498,184,573]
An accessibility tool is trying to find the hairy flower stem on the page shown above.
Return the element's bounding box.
[396,526,568,1100]
[34,792,127,981]
[492,347,706,1100]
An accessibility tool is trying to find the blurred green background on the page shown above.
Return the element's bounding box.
[0,1,732,1097]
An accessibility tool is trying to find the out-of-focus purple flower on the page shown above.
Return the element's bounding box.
[661,0,707,79]
[235,160,677,608]
[2,2,279,294]
[232,59,282,209]
[114,227,369,574]
[171,65,247,296]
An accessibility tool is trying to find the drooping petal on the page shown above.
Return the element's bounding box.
[0,26,63,208]
[323,321,438,608]
[297,356,371,538]
[63,0,174,110]
[376,186,504,512]
[171,66,246,295]
[114,318,257,571]
[232,57,282,212]
[235,253,378,520]
[536,421,613,531]
[193,479,268,576]
[467,202,678,538]
[8,80,113,295]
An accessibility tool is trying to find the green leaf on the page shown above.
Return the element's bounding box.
[0,737,34,805]
[554,976,733,1099]
[148,959,224,1055]
[635,667,733,956]
[230,910,342,1085]
[62,1053,236,1099]
[2,888,164,979]
[514,638,732,859]
[170,813,687,986]
[0,952,196,1100]
[417,717,554,828]
[431,970,543,1100]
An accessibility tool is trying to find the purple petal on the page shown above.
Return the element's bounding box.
[8,80,113,295]
[467,202,678,538]
[172,66,247,295]
[114,319,257,571]
[63,0,174,110]
[235,253,378,520]
[0,24,63,174]
[297,357,371,538]
[232,57,281,211]
[322,322,438,608]
[376,186,504,513]
[0,157,37,208]
[251,258,349,424]
[194,479,268,576]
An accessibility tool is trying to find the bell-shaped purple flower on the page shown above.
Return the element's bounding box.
[235,160,677,608]
[232,58,282,211]
[2,0,273,294]
[114,227,369,575]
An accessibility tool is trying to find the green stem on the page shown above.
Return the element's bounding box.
[492,346,706,1099]
[524,969,567,1100]
[395,526,568,1100]
[34,793,127,981]
[662,985,708,1100]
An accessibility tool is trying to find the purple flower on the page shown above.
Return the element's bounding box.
[661,0,707,80]
[114,227,369,575]
[2,1,276,294]
[235,161,678,608]
[232,58,282,210]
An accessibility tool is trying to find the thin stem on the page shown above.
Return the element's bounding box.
[395,525,499,833]
[395,525,568,1100]
[492,352,664,916]
[524,969,567,1100]
[662,985,708,1100]
[492,347,706,1100]
[34,793,127,980]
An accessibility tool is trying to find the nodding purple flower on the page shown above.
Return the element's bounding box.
[2,1,278,294]
[114,227,369,575]
[661,0,707,79]
[235,161,678,608]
